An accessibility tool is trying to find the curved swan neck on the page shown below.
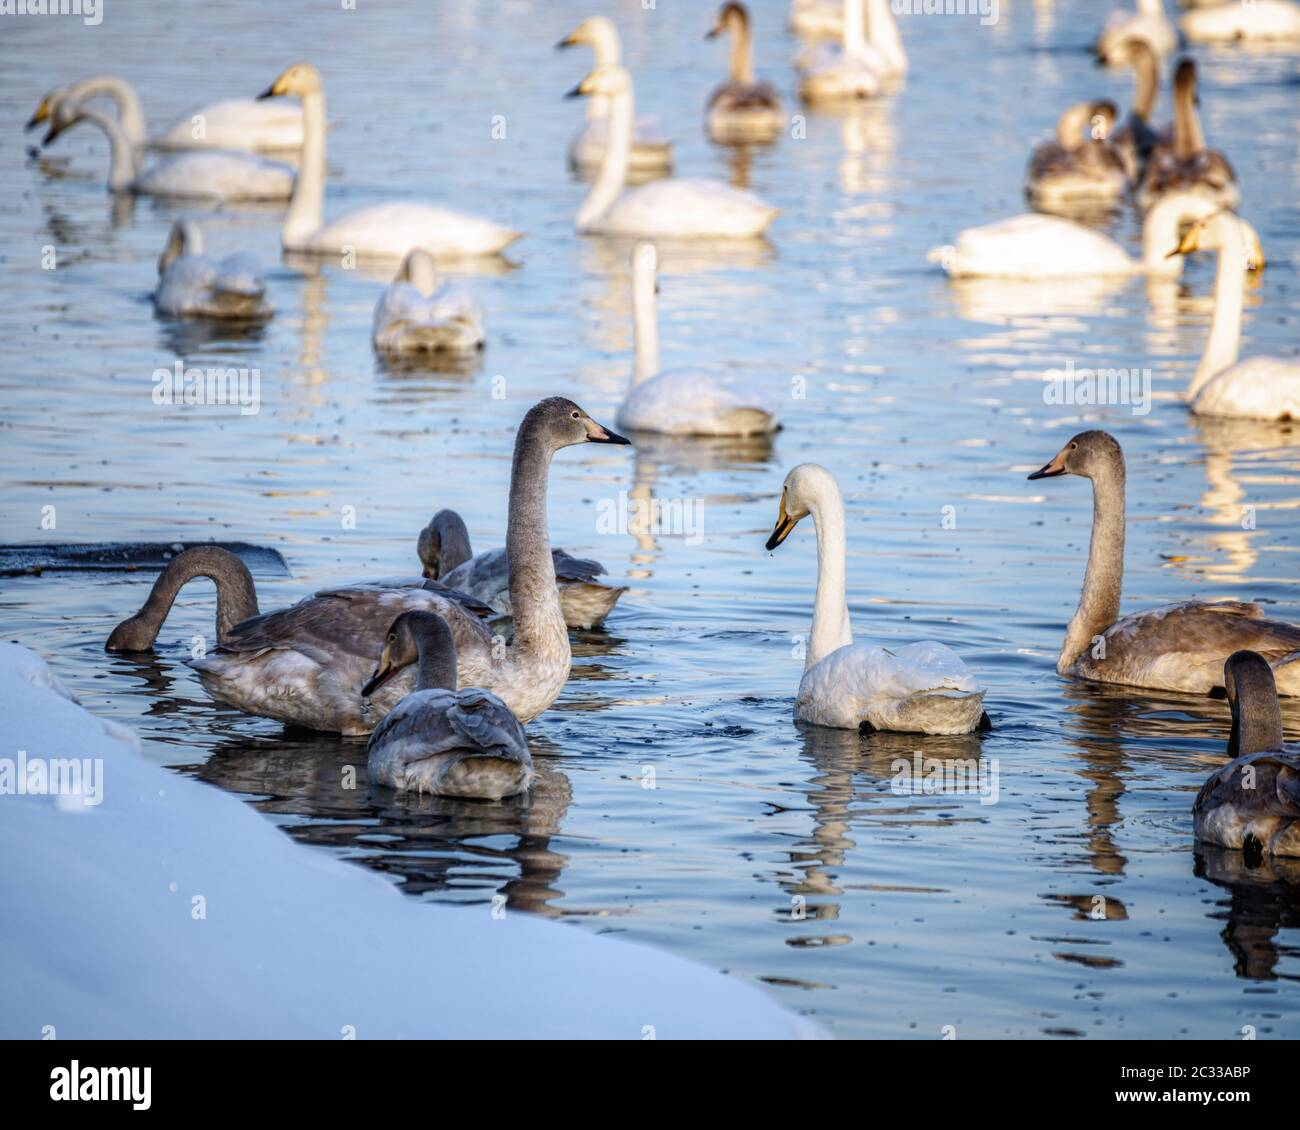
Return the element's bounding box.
[1056,102,1093,146]
[411,614,458,691]
[807,477,854,671]
[578,77,631,232]
[1172,66,1204,162]
[1141,194,1191,273]
[584,19,621,120]
[726,10,755,85]
[1229,662,1283,756]
[69,76,147,150]
[1061,455,1126,672]
[1188,215,1246,399]
[111,546,259,649]
[865,0,906,72]
[505,413,567,658]
[159,220,202,273]
[1130,47,1157,121]
[631,249,659,386]
[283,88,326,249]
[77,107,139,192]
[843,0,868,55]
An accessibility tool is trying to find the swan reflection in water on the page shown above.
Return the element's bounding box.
[1195,846,1300,983]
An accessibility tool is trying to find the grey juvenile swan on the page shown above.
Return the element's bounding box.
[362,611,533,800]
[418,509,626,629]
[1028,431,1300,695]
[1194,651,1300,859]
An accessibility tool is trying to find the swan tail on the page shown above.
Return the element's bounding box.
[558,581,627,629]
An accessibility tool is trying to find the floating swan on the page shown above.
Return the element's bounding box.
[257,64,520,258]
[362,611,533,800]
[797,0,906,103]
[789,0,851,40]
[1097,0,1179,63]
[26,73,304,152]
[1182,0,1300,44]
[929,188,1262,278]
[153,220,271,320]
[41,96,294,201]
[372,249,484,356]
[1136,59,1238,212]
[1112,38,1167,181]
[705,2,784,144]
[418,508,626,629]
[1028,430,1300,695]
[557,16,673,175]
[764,463,987,734]
[1171,203,1300,420]
[1194,651,1300,858]
[567,65,777,237]
[616,242,779,437]
[1026,99,1128,208]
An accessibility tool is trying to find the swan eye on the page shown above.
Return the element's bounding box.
[1070,443,1077,450]
[387,634,395,644]
[571,411,580,419]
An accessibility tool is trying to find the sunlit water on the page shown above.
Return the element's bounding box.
[3,0,1300,1038]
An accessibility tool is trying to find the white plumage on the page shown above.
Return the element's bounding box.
[154,220,271,319]
[372,249,484,355]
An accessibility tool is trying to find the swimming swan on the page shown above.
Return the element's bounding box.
[256,63,520,258]
[1171,203,1300,420]
[616,242,779,436]
[567,65,777,237]
[1136,59,1238,212]
[1026,99,1127,207]
[363,611,533,800]
[41,96,294,200]
[1194,650,1300,858]
[797,0,906,103]
[1097,0,1179,64]
[26,73,304,152]
[765,463,987,735]
[1028,430,1300,695]
[557,16,674,174]
[705,2,784,144]
[929,188,1262,278]
[1182,0,1300,44]
[418,508,627,629]
[154,220,271,320]
[1111,38,1167,181]
[372,249,485,355]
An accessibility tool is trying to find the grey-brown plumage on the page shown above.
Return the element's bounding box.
[1111,37,1166,182]
[1029,431,1300,696]
[1137,58,1238,211]
[1026,100,1128,206]
[364,610,533,800]
[705,2,783,144]
[1194,652,1300,858]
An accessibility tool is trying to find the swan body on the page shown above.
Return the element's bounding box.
[1194,652,1300,858]
[706,3,784,144]
[364,611,533,800]
[569,65,776,237]
[765,463,986,735]
[1182,0,1300,43]
[1028,431,1300,695]
[259,64,519,258]
[789,0,850,39]
[418,508,626,630]
[153,220,270,319]
[1173,204,1300,420]
[1097,0,1179,63]
[616,242,778,437]
[558,16,674,174]
[1026,100,1128,207]
[797,0,905,103]
[372,249,484,355]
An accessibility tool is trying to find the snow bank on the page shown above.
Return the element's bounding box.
[0,644,822,1039]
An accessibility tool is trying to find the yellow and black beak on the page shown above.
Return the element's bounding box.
[556,31,577,49]
[255,83,278,101]
[25,97,52,132]
[705,21,722,39]
[360,642,397,698]
[765,494,796,550]
[1165,225,1201,260]
[42,118,68,146]
[1027,451,1068,481]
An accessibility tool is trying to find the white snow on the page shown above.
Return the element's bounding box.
[0,643,822,1039]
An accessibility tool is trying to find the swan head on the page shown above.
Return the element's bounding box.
[417,509,473,580]
[1168,206,1266,271]
[766,463,838,550]
[40,96,89,145]
[556,15,619,58]
[707,2,750,39]
[258,63,321,101]
[362,611,456,697]
[522,397,630,451]
[158,219,203,275]
[1089,99,1119,141]
[1173,57,1198,103]
[1027,430,1123,482]
[398,248,438,295]
[1224,650,1284,757]
[565,64,631,101]
[25,88,62,132]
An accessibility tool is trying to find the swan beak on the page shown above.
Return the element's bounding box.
[556,32,576,49]
[766,497,796,550]
[25,98,51,132]
[564,83,585,100]
[1027,452,1068,480]
[1166,228,1200,260]
[361,644,396,698]
[256,77,284,101]
[585,421,631,445]
[706,23,722,39]
[42,119,67,146]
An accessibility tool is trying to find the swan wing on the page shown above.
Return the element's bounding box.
[617,368,778,436]
[312,202,519,258]
[155,97,305,150]
[606,178,777,237]
[1192,358,1300,421]
[939,213,1131,277]
[136,150,294,200]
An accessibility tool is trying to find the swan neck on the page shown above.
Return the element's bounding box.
[75,76,147,150]
[1141,194,1189,273]
[82,108,138,191]
[505,422,567,658]
[1061,460,1126,672]
[807,485,854,670]
[1132,51,1157,121]
[1173,75,1204,162]
[283,89,326,248]
[1230,670,1284,756]
[413,619,458,692]
[865,0,906,70]
[728,16,755,85]
[843,0,868,55]
[123,546,259,648]
[1189,220,1245,399]
[578,82,631,231]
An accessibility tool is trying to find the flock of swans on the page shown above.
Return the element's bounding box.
[29,2,1300,855]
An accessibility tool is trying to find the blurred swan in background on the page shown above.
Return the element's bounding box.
[1182,0,1300,44]
[557,16,673,175]
[1026,99,1128,208]
[1097,0,1178,64]
[154,220,271,319]
[798,0,906,103]
[372,249,485,356]
[705,2,784,144]
[1111,38,1168,181]
[257,63,520,259]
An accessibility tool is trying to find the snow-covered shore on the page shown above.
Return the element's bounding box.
[0,644,822,1039]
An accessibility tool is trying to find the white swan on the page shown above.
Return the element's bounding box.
[1183,0,1300,44]
[257,64,520,259]
[26,74,304,153]
[1025,99,1128,208]
[789,0,849,39]
[928,188,1263,278]
[567,65,777,238]
[41,96,294,201]
[1097,0,1179,63]
[705,2,784,145]
[765,464,986,734]
[372,249,484,355]
[797,0,906,103]
[616,242,779,437]
[1172,203,1300,420]
[153,220,271,319]
[557,16,673,174]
